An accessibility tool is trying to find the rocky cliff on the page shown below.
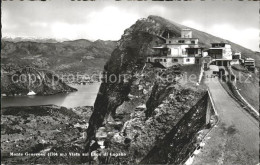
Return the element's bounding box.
[86,15,259,145]
[84,16,216,163]
[1,66,77,96]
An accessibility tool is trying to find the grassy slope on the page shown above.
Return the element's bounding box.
[231,65,259,110]
[1,39,117,75]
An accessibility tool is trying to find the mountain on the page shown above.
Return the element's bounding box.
[83,15,259,164]
[1,66,77,96]
[2,36,61,43]
[1,39,117,74]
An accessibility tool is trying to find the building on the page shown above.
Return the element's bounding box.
[231,52,241,65]
[208,43,232,66]
[147,29,203,67]
[243,58,255,71]
[201,56,212,69]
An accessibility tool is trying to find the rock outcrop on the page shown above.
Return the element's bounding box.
[85,16,167,151]
[83,16,213,163]
[1,66,77,96]
[86,15,259,147]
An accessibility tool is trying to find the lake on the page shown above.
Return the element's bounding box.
[1,83,100,108]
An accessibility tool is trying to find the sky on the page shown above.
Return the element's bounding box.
[2,0,259,51]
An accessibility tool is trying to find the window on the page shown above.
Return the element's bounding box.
[168,49,171,55]
[173,59,178,62]
[178,40,185,43]
[169,41,171,44]
[191,40,195,44]
[186,58,190,62]
[164,59,166,62]
[160,59,163,62]
[182,49,186,55]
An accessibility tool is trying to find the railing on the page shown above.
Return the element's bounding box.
[179,91,219,165]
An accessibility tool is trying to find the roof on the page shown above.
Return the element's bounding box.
[209,48,225,50]
[182,28,191,31]
[245,58,255,61]
[214,59,232,61]
[166,43,198,46]
[186,47,204,49]
[211,42,229,44]
[152,45,168,49]
[167,37,198,40]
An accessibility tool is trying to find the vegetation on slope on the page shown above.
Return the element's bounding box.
[1,39,117,74]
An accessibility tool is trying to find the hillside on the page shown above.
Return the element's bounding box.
[1,66,77,96]
[1,39,117,74]
[1,105,93,164]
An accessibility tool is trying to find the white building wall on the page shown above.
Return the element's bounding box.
[231,59,240,65]
[147,56,193,67]
[166,38,199,45]
[203,52,208,57]
[223,45,232,60]
[181,30,192,38]
[167,45,189,57]
[183,57,195,65]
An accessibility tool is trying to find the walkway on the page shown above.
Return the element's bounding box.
[192,70,259,165]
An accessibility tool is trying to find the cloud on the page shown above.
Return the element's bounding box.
[51,22,86,40]
[144,5,167,16]
[49,6,140,40]
[181,20,258,51]
[208,24,258,51]
[84,6,140,40]
[181,20,204,31]
[2,1,258,51]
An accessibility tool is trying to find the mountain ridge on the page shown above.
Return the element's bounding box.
[1,39,117,74]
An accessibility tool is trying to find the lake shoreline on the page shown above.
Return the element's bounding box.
[1,83,100,108]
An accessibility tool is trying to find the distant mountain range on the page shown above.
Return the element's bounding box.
[1,39,117,74]
[2,36,66,43]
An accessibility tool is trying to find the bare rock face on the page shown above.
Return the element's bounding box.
[84,15,214,164]
[85,17,167,150]
[85,63,207,164]
[84,16,182,151]
[1,66,77,96]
